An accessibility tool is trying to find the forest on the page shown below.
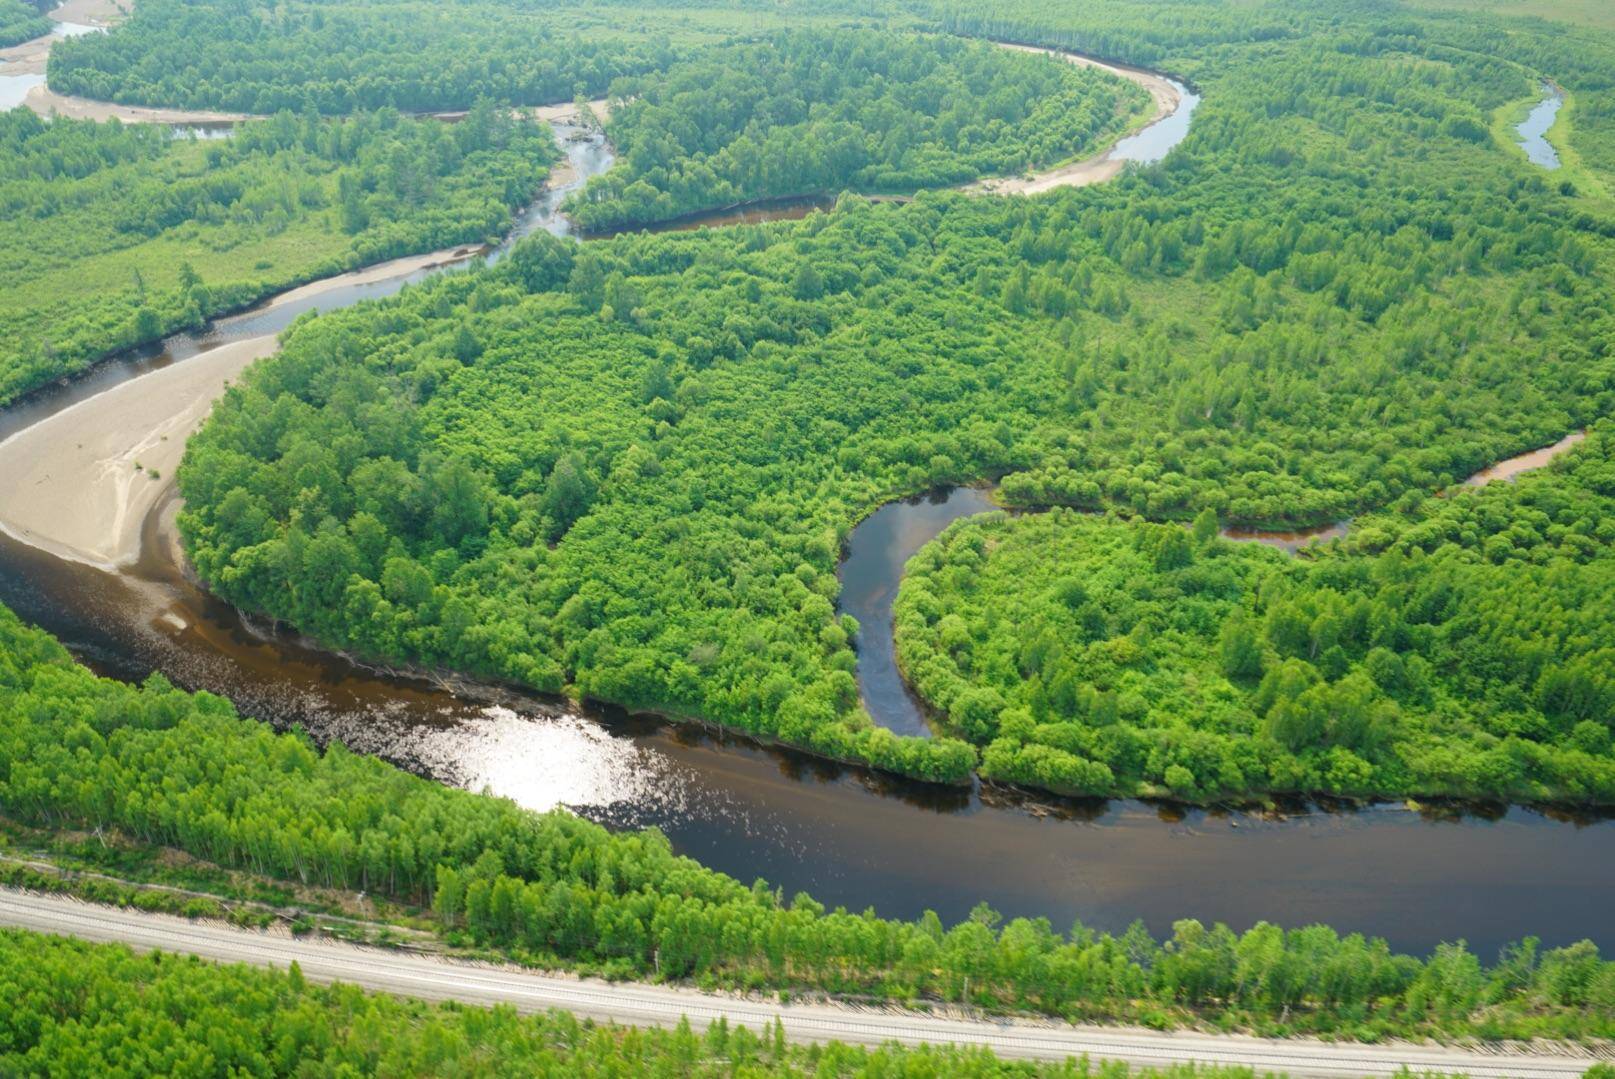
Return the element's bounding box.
[0,931,1523,1079]
[1,600,1611,1041]
[177,4,1614,793]
[1,0,1614,1062]
[0,0,48,47]
[565,29,1147,228]
[895,427,1615,803]
[0,104,556,406]
[43,0,724,114]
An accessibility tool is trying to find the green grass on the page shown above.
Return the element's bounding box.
[0,108,556,405]
[1414,0,1615,33]
[0,142,354,342]
[1489,82,1611,203]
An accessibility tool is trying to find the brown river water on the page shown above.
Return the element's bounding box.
[1,102,1611,959]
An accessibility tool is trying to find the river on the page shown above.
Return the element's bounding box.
[1517,82,1564,170]
[849,435,1590,741]
[2,57,1612,960]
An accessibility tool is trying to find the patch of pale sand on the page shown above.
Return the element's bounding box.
[431,98,613,125]
[0,35,51,75]
[532,97,613,124]
[260,246,486,312]
[49,0,125,27]
[546,158,578,189]
[0,334,278,570]
[1,0,123,78]
[24,83,255,124]
[966,44,1184,197]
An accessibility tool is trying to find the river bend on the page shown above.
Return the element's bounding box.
[1,53,1611,958]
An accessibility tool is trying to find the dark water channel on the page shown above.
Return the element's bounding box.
[2,78,1612,959]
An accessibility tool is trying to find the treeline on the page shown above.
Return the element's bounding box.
[178,14,1611,790]
[0,932,1518,1079]
[45,0,680,114]
[0,103,556,406]
[566,29,1146,229]
[896,427,1615,804]
[1,603,1612,1041]
[924,0,1300,67]
[0,0,48,47]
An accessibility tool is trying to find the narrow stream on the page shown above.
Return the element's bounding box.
[1517,82,1564,170]
[849,430,1590,739]
[2,69,1612,959]
[837,488,998,738]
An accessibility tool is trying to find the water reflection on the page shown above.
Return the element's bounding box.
[1110,76,1200,165]
[1220,520,1350,553]
[838,487,998,737]
[1517,82,1564,170]
[1465,429,1584,485]
[586,194,837,238]
[0,73,42,110]
[169,123,237,141]
[50,20,103,37]
[2,78,1613,959]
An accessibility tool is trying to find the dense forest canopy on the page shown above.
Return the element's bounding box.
[895,427,1615,803]
[0,0,48,47]
[0,0,1613,1055]
[566,29,1148,228]
[0,105,556,406]
[178,1,1614,792]
[1,602,1611,1039]
[42,0,809,114]
[0,930,1544,1077]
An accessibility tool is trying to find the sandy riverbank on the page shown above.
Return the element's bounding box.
[968,44,1184,196]
[24,83,254,123]
[0,0,122,76]
[0,34,51,77]
[0,150,586,570]
[434,98,611,125]
[49,0,123,26]
[0,335,277,569]
[261,245,484,311]
[0,0,252,122]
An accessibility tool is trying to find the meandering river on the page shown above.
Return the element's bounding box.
[2,54,1612,959]
[1517,82,1564,170]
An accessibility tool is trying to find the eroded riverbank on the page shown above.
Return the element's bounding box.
[845,428,1592,737]
[969,44,1196,194]
[3,43,1612,959]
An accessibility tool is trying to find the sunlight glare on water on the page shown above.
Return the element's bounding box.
[406,706,688,816]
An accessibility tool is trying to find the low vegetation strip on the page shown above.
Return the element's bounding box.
[0,104,555,407]
[1,601,1612,1042]
[10,922,1582,1077]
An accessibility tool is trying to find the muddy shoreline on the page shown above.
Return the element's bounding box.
[4,37,1613,954]
[969,42,1191,195]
